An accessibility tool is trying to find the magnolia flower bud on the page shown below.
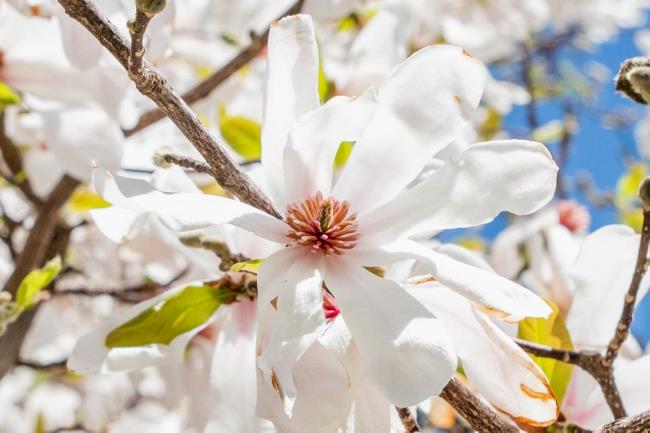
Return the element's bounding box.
[615,57,650,104]
[152,147,174,168]
[639,176,650,210]
[136,0,166,16]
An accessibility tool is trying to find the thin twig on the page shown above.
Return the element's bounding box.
[156,152,213,175]
[180,234,247,271]
[127,9,152,76]
[0,112,43,206]
[521,44,539,131]
[395,406,419,433]
[603,207,650,367]
[57,0,280,218]
[440,378,518,433]
[515,338,626,419]
[123,0,305,136]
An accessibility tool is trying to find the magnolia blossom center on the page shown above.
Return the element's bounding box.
[286,192,360,255]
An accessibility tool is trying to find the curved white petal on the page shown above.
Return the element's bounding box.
[412,284,558,426]
[206,300,275,433]
[323,257,456,406]
[360,140,558,246]
[283,91,379,204]
[333,45,487,214]
[67,283,214,375]
[319,317,392,433]
[262,14,320,209]
[44,107,124,182]
[256,248,326,416]
[55,7,103,69]
[351,239,551,319]
[562,356,650,430]
[92,167,287,243]
[567,225,650,350]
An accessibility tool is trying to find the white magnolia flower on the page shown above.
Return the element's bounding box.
[4,105,124,196]
[490,200,590,313]
[87,14,557,415]
[562,225,650,430]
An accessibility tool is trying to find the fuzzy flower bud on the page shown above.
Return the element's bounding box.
[152,147,173,168]
[136,0,166,16]
[615,57,650,105]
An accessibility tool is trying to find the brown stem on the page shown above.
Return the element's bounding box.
[395,406,420,433]
[440,378,518,433]
[0,176,78,378]
[127,9,152,76]
[603,208,650,367]
[57,0,281,218]
[598,409,650,432]
[157,153,213,175]
[0,112,43,206]
[515,338,626,419]
[123,0,305,136]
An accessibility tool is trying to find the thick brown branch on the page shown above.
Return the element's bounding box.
[440,378,518,433]
[395,406,419,433]
[123,0,305,136]
[598,409,650,432]
[0,176,78,378]
[57,0,280,218]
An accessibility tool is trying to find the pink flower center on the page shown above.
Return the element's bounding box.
[557,200,590,234]
[286,191,360,255]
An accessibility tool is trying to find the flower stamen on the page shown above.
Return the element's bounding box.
[286,192,359,255]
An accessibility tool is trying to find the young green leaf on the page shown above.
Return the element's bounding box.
[15,256,62,309]
[218,105,262,161]
[0,82,21,109]
[230,258,264,274]
[105,284,234,348]
[518,300,573,403]
[66,186,111,214]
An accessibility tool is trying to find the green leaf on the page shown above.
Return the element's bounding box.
[16,256,62,309]
[616,163,646,207]
[66,186,110,213]
[517,300,573,403]
[230,258,264,274]
[105,284,234,348]
[219,105,261,161]
[334,141,354,168]
[0,82,21,109]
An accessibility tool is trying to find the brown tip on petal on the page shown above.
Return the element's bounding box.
[462,48,475,58]
[453,95,463,104]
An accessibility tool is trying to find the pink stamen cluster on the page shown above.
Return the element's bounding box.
[557,200,590,234]
[286,192,360,255]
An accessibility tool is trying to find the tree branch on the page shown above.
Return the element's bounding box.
[57,0,280,218]
[603,207,650,367]
[154,152,213,175]
[123,0,305,136]
[0,112,43,206]
[0,176,78,378]
[127,9,152,76]
[440,378,518,433]
[395,406,419,433]
[598,409,650,433]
